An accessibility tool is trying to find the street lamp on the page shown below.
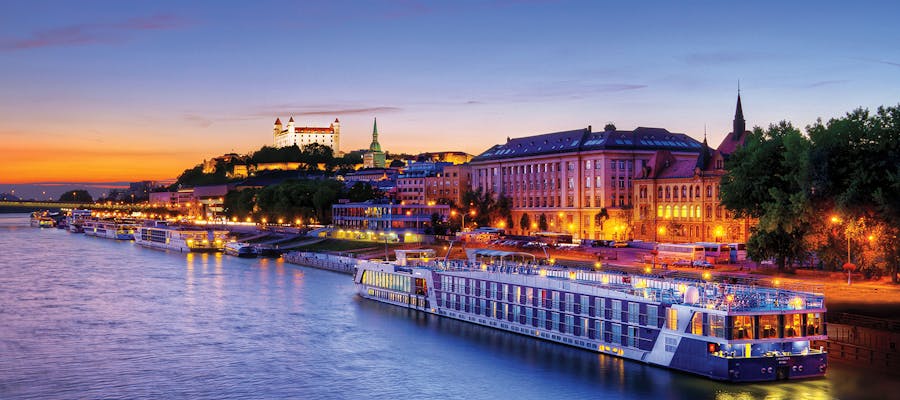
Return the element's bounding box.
[830,215,854,286]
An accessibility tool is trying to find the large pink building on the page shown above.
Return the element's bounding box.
[469,125,703,241]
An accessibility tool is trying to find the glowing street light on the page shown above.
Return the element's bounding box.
[830,215,854,286]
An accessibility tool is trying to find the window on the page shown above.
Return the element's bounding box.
[628,303,640,324]
[709,314,725,338]
[681,186,687,198]
[784,314,803,338]
[612,300,622,321]
[706,185,712,197]
[759,314,779,338]
[611,323,622,344]
[627,326,638,347]
[647,305,658,327]
[666,308,678,330]
[691,312,704,335]
[732,315,754,339]
[585,160,592,169]
[665,336,677,352]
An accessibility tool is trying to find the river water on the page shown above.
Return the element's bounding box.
[0,214,894,399]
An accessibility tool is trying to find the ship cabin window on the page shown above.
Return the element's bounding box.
[784,313,804,338]
[759,314,779,339]
[708,314,726,338]
[612,300,622,321]
[806,313,823,336]
[647,305,658,327]
[666,308,678,331]
[691,312,704,335]
[731,316,754,339]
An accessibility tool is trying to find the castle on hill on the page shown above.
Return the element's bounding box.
[273,117,341,155]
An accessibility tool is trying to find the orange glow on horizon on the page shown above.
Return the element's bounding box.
[2,143,198,183]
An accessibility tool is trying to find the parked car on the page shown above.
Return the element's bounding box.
[612,241,629,248]
[692,260,714,269]
[673,260,692,267]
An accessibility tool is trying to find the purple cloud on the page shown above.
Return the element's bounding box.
[0,14,190,51]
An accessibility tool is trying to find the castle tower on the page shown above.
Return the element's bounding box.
[287,116,295,134]
[273,118,282,137]
[331,118,341,155]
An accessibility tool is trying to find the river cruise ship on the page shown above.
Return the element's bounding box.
[354,249,827,382]
[66,209,92,233]
[83,219,139,240]
[134,222,228,252]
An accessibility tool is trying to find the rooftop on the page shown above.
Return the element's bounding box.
[472,127,703,162]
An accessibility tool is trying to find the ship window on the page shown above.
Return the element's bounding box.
[647,305,658,327]
[612,300,622,321]
[759,314,779,338]
[627,326,638,348]
[666,308,678,331]
[784,314,804,338]
[628,303,640,324]
[691,312,704,335]
[731,315,755,339]
[709,314,726,338]
[611,323,622,345]
[806,313,822,336]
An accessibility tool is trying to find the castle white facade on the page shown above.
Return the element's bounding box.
[273,117,341,154]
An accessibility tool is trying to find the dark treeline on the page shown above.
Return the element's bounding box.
[223,180,380,225]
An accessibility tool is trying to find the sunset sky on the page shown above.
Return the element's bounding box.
[1,1,898,185]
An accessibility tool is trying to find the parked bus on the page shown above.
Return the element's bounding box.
[696,242,732,264]
[729,243,748,263]
[656,243,705,262]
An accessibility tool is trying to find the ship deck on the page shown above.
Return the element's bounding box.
[409,260,824,313]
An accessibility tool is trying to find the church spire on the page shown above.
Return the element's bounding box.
[369,117,382,152]
[733,90,745,135]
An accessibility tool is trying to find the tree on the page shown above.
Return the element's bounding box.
[389,159,406,168]
[347,182,381,202]
[520,213,531,232]
[538,214,548,231]
[505,214,515,232]
[806,105,900,282]
[594,208,610,232]
[59,190,93,203]
[720,122,813,270]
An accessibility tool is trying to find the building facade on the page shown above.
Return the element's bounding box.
[470,126,704,241]
[273,117,341,154]
[632,95,754,244]
[331,200,450,242]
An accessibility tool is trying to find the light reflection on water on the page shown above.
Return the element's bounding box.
[0,213,895,399]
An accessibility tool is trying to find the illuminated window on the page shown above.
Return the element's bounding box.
[666,308,678,331]
[731,315,754,339]
[759,314,779,338]
[784,314,803,338]
[691,312,704,335]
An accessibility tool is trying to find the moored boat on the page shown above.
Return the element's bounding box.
[83,219,138,240]
[354,249,827,382]
[225,242,257,258]
[133,222,228,252]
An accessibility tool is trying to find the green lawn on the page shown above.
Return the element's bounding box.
[293,238,400,253]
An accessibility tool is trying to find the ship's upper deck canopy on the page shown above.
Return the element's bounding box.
[465,249,537,265]
[420,259,824,314]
